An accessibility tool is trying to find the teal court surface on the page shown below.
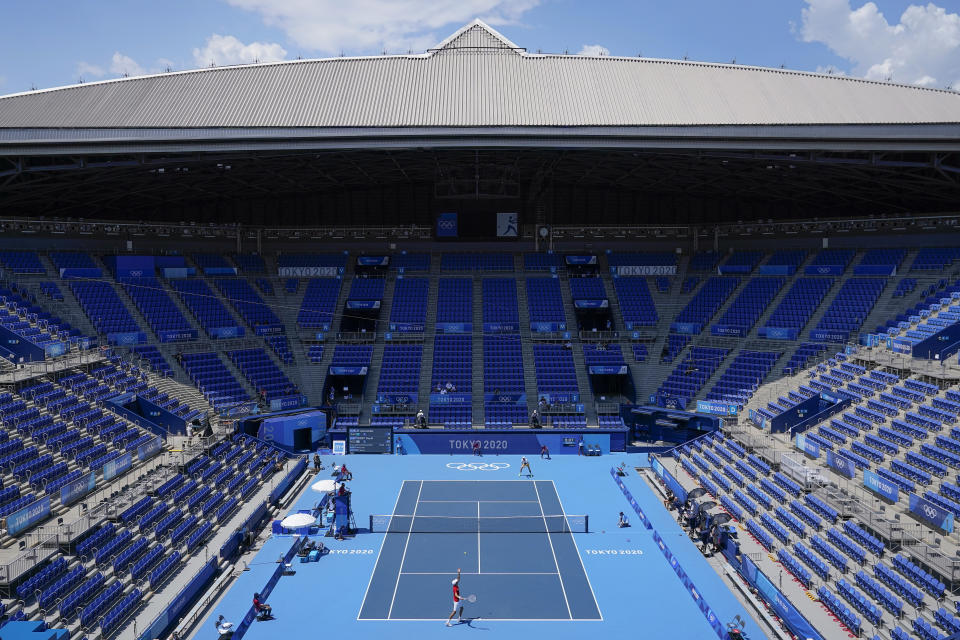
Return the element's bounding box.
[201,454,766,639]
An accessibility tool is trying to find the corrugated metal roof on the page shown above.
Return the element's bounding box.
[1,20,958,128]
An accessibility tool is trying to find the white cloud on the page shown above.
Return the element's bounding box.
[192,34,287,67]
[800,0,960,89]
[223,0,540,54]
[110,52,145,77]
[577,44,609,57]
[77,61,105,78]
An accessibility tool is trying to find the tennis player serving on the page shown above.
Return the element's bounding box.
[446,568,465,626]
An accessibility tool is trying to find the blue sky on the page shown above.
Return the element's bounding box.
[1,0,958,94]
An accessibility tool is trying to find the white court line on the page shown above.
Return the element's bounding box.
[356,478,407,621]
[549,480,603,621]
[533,480,572,619]
[477,500,481,574]
[387,480,424,619]
[417,499,539,503]
[400,571,559,575]
[363,618,601,622]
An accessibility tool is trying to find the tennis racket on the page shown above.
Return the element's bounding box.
[465,594,477,603]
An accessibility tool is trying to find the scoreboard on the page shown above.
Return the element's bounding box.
[348,427,393,454]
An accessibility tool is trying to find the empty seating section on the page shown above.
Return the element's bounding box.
[810,249,855,272]
[663,334,692,363]
[569,277,606,301]
[721,251,764,273]
[656,347,727,408]
[688,251,721,271]
[714,277,785,334]
[69,281,141,336]
[436,278,472,324]
[526,278,566,328]
[583,344,626,369]
[0,251,44,273]
[228,348,297,400]
[429,335,471,425]
[180,352,249,410]
[913,248,960,271]
[232,253,266,273]
[347,276,385,303]
[390,253,431,271]
[484,335,526,425]
[533,344,579,398]
[813,278,886,341]
[763,278,833,336]
[859,248,906,271]
[706,350,779,405]
[523,253,562,271]
[50,251,96,270]
[376,344,422,399]
[215,278,282,333]
[632,344,648,362]
[672,277,739,333]
[297,278,341,329]
[277,254,346,271]
[608,252,676,267]
[390,278,428,329]
[129,345,173,376]
[482,278,519,327]
[441,253,513,271]
[265,335,293,364]
[120,277,194,338]
[40,281,64,300]
[170,279,242,337]
[612,278,658,327]
[192,254,232,271]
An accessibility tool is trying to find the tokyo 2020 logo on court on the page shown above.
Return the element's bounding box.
[446,462,510,471]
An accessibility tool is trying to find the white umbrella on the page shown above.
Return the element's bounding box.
[281,513,316,528]
[310,478,337,493]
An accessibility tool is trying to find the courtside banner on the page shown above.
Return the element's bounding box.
[910,493,954,532]
[863,469,898,502]
[826,450,855,479]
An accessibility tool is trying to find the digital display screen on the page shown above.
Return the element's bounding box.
[348,427,393,454]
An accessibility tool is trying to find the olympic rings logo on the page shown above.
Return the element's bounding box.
[446,462,510,471]
[438,220,456,229]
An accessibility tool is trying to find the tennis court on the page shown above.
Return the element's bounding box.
[358,479,601,621]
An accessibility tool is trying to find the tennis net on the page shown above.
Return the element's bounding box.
[369,514,589,534]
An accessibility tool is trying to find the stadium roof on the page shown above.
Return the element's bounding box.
[0,21,957,224]
[0,19,959,131]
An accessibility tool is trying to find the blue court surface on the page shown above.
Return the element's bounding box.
[359,479,600,620]
[202,455,765,640]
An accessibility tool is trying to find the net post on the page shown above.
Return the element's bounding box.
[584,514,589,533]
[369,514,373,532]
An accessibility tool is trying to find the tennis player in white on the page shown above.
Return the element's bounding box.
[518,456,533,477]
[446,568,464,626]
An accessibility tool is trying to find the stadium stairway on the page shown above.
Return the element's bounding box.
[634,267,696,401]
[157,276,208,338]
[50,275,99,338]
[193,275,252,336]
[359,341,387,424]
[472,276,485,425]
[414,277,441,414]
[516,279,540,418]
